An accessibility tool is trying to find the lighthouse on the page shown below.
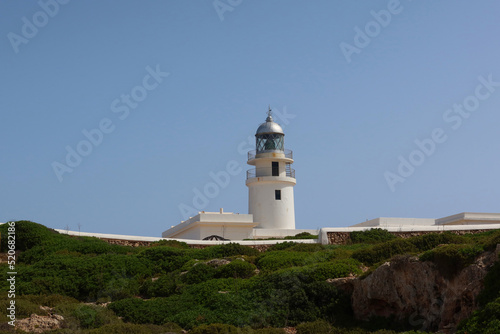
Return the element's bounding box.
[246,108,296,229]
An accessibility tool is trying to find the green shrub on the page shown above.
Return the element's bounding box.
[141,273,180,298]
[16,254,150,301]
[484,230,500,251]
[29,294,79,306]
[150,239,189,249]
[267,241,297,251]
[217,259,256,279]
[457,297,500,334]
[54,303,120,330]
[0,297,46,321]
[306,259,362,281]
[420,244,484,279]
[296,319,336,334]
[411,232,466,251]
[350,229,396,244]
[193,243,260,259]
[287,243,325,252]
[352,232,469,266]
[86,322,183,334]
[478,256,500,306]
[0,220,134,265]
[0,220,58,252]
[183,263,217,284]
[190,323,241,334]
[253,270,346,327]
[254,328,287,334]
[285,232,318,240]
[183,278,245,304]
[73,305,99,329]
[257,251,331,272]
[137,246,191,274]
[108,298,164,325]
[352,239,417,266]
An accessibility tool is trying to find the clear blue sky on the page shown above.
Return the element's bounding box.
[1,1,500,237]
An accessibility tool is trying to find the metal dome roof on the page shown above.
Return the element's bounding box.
[255,113,284,135]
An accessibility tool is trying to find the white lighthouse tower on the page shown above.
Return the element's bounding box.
[246,108,296,230]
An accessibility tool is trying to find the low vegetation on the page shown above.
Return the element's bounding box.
[1,221,499,333]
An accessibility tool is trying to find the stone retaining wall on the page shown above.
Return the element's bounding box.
[326,229,491,245]
[99,237,274,251]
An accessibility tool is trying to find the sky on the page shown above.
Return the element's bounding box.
[1,1,500,237]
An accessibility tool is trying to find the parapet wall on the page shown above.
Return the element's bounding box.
[56,229,317,251]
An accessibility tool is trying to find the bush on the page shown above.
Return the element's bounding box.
[253,270,346,327]
[108,298,164,325]
[257,251,331,272]
[24,294,79,307]
[352,239,417,266]
[287,243,325,252]
[217,259,256,279]
[352,232,469,266]
[306,259,362,281]
[16,254,150,301]
[254,328,287,334]
[86,322,183,334]
[54,303,121,330]
[182,263,217,284]
[296,320,336,334]
[420,244,484,279]
[478,256,500,306]
[267,241,297,251]
[350,229,396,244]
[141,273,180,298]
[484,230,500,251]
[0,297,46,321]
[457,297,500,334]
[150,239,189,249]
[190,323,242,334]
[0,220,58,252]
[193,243,260,259]
[285,232,318,240]
[137,246,191,274]
[411,232,466,251]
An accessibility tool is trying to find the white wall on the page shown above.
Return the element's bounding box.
[248,179,295,229]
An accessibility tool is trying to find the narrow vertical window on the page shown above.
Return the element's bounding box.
[272,161,279,176]
[275,190,281,200]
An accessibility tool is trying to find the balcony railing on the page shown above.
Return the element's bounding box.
[246,167,296,180]
[248,149,293,161]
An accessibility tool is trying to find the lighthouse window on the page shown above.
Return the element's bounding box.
[272,162,279,176]
[275,190,281,200]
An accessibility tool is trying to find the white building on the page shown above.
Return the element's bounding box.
[162,109,314,240]
[162,109,500,241]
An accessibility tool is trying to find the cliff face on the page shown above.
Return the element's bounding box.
[347,247,499,333]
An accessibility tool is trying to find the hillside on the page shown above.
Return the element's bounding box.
[1,221,500,333]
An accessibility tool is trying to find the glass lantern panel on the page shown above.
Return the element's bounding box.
[256,134,284,153]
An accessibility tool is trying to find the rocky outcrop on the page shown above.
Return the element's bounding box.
[348,247,499,333]
[16,313,64,333]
